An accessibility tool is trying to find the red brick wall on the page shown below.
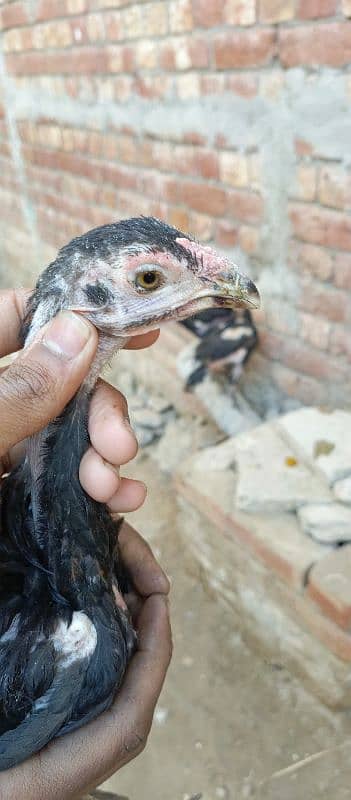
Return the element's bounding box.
[0,0,350,408]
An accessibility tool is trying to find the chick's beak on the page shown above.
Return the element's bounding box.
[212,269,260,309]
[176,237,260,311]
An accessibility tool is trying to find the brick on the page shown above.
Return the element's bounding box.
[182,181,226,216]
[227,189,264,223]
[159,41,176,70]
[318,165,351,210]
[300,312,331,350]
[192,0,223,27]
[135,40,158,69]
[194,149,219,180]
[200,73,226,95]
[161,35,208,71]
[0,1,28,30]
[248,153,262,189]
[169,0,193,32]
[113,75,133,101]
[104,11,122,41]
[297,0,338,19]
[292,164,317,202]
[219,151,248,187]
[103,164,138,191]
[134,74,172,99]
[38,20,73,48]
[295,138,314,157]
[176,73,201,99]
[259,70,285,99]
[290,241,334,282]
[265,301,299,336]
[308,548,351,630]
[175,35,209,70]
[189,211,213,240]
[149,141,173,172]
[96,77,115,102]
[280,23,351,68]
[71,19,89,45]
[108,44,135,73]
[298,276,350,323]
[117,135,138,164]
[215,220,238,247]
[343,0,351,15]
[214,28,276,69]
[7,47,109,75]
[29,145,99,183]
[224,0,256,26]
[183,130,206,146]
[86,12,105,42]
[140,2,168,36]
[329,324,351,362]
[238,225,259,253]
[270,362,300,397]
[334,253,351,290]
[173,144,216,178]
[3,28,23,52]
[259,0,295,23]
[261,330,349,382]
[120,5,143,38]
[168,207,190,231]
[67,0,87,12]
[226,74,258,97]
[90,0,123,7]
[289,202,351,251]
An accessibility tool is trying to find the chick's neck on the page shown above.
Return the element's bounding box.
[26,333,126,606]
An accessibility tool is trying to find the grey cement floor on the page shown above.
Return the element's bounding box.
[100,451,351,800]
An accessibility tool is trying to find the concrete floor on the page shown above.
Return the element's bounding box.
[101,451,351,800]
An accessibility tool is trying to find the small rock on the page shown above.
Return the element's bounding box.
[334,476,351,505]
[298,503,351,543]
[215,787,229,799]
[154,706,169,725]
[181,655,194,667]
[195,741,203,750]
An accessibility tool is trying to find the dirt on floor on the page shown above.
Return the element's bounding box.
[100,450,351,800]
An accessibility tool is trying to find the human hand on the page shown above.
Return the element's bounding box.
[1,523,172,800]
[0,289,159,511]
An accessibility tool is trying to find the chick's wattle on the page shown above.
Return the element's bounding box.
[0,217,260,769]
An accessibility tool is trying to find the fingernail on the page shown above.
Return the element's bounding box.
[42,311,92,361]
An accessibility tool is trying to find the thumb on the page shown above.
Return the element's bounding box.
[0,310,98,458]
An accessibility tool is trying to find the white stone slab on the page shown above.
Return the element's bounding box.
[232,423,332,514]
[334,476,351,506]
[298,503,351,543]
[278,407,351,486]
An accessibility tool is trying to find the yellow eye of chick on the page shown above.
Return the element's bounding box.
[135,271,161,291]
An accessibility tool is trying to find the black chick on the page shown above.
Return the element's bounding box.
[182,308,258,388]
[0,217,259,769]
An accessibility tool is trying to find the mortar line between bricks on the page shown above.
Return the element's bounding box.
[1,17,348,37]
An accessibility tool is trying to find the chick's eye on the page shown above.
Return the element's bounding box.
[135,270,162,291]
